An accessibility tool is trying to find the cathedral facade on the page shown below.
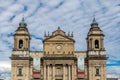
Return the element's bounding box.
[10,17,107,80]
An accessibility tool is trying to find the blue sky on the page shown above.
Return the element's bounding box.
[0,0,120,78]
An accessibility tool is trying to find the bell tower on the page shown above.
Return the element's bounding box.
[86,18,107,80]
[87,17,105,51]
[10,17,33,80]
[13,17,30,51]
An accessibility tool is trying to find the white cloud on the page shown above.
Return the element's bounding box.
[107,66,120,78]
[0,61,11,73]
[8,3,24,13]
[0,0,120,75]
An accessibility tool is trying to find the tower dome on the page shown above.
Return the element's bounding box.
[15,17,29,36]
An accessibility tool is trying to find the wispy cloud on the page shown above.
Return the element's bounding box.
[0,0,120,76]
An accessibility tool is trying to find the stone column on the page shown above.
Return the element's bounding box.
[75,63,77,79]
[52,64,55,80]
[47,65,49,80]
[30,61,33,80]
[26,39,28,49]
[101,39,104,49]
[40,65,43,79]
[44,64,46,80]
[90,39,92,49]
[15,38,17,49]
[71,64,74,80]
[68,65,71,80]
[63,64,66,80]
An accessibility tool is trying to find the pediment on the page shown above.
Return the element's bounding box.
[44,34,74,42]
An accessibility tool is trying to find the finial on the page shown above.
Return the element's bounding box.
[93,17,96,23]
[58,26,60,30]
[71,32,73,37]
[19,15,27,26]
[21,15,25,22]
[93,14,96,23]
[93,13,95,19]
[48,31,49,36]
[68,31,70,36]
[22,16,24,22]
[44,31,46,37]
[91,15,98,26]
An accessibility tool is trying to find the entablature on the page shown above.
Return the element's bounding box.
[12,50,89,59]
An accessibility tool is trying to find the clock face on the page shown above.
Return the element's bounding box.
[56,45,61,50]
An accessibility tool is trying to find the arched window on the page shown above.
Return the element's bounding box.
[18,68,22,76]
[19,40,23,49]
[95,40,99,48]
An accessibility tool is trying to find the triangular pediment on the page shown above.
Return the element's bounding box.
[43,34,74,42]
